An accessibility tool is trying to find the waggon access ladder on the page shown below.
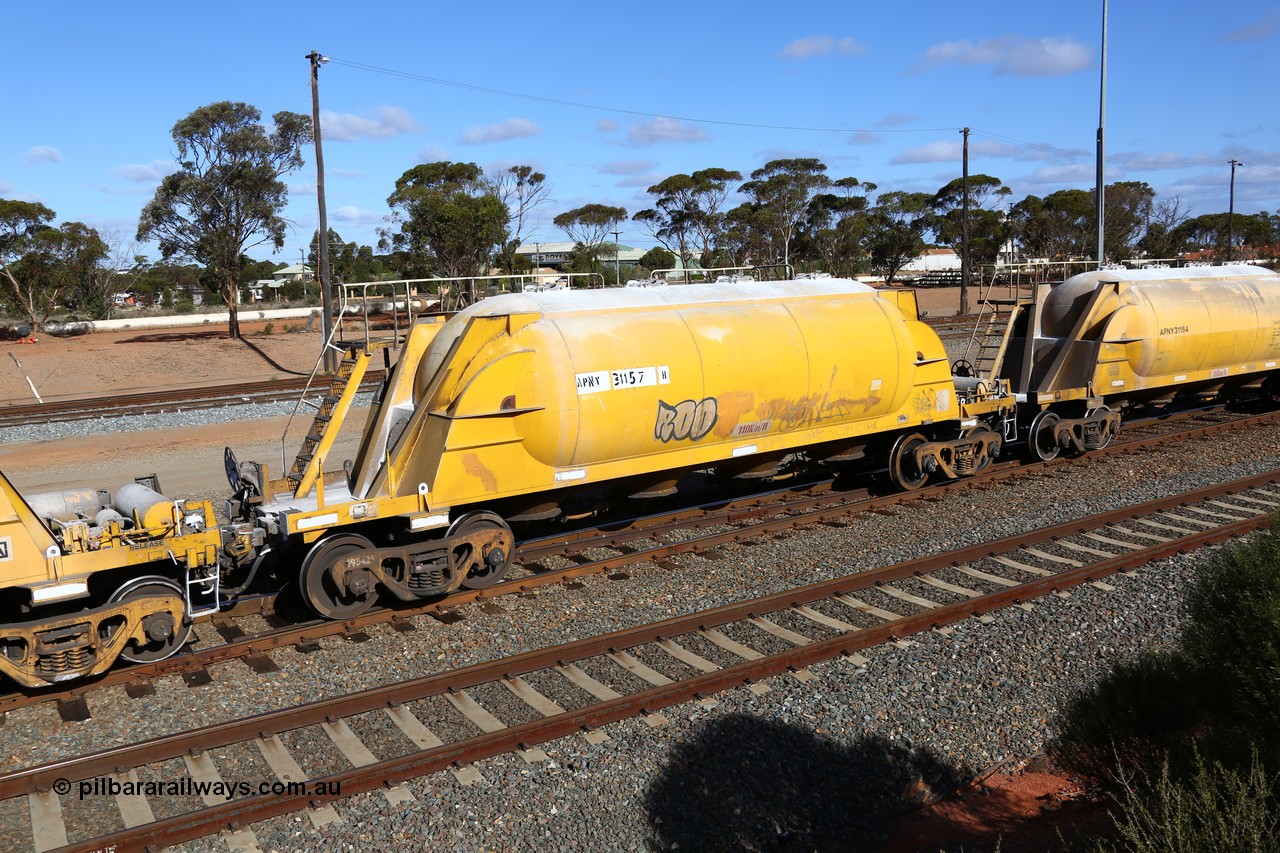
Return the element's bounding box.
[957,299,1019,380]
[282,282,423,499]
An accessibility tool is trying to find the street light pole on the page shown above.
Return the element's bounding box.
[1228,159,1243,264]
[306,50,336,372]
[960,126,970,315]
[1095,0,1108,268]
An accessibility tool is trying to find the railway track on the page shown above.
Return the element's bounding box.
[2,405,1274,723]
[4,468,1276,852]
[0,375,385,429]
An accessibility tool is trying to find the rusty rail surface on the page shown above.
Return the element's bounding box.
[6,470,1278,851]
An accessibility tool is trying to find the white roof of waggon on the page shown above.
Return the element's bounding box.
[456,278,877,319]
[1060,264,1278,287]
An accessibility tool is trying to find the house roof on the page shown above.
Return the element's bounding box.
[274,264,313,275]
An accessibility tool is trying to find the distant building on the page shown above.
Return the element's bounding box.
[272,264,314,281]
[513,242,648,270]
[902,248,960,272]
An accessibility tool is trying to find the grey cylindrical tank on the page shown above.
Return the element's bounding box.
[26,488,110,523]
[114,483,176,529]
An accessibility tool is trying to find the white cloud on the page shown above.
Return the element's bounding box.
[417,144,448,162]
[918,36,1091,77]
[1022,163,1100,184]
[877,111,919,128]
[1222,13,1279,42]
[600,160,657,175]
[850,131,882,145]
[626,117,710,147]
[112,160,177,182]
[286,181,316,197]
[327,168,366,179]
[321,106,421,141]
[26,146,63,165]
[617,174,661,188]
[95,184,154,196]
[0,180,13,194]
[330,206,383,224]
[596,118,619,133]
[458,118,541,145]
[891,138,1084,165]
[779,36,866,60]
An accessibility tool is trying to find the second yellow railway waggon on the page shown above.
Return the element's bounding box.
[979,264,1280,459]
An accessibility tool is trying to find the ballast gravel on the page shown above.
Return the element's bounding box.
[1,417,1278,852]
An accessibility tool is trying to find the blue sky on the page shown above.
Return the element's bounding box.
[4,1,1278,263]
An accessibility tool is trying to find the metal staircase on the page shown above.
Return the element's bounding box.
[281,281,424,500]
[284,341,388,497]
[955,277,1027,382]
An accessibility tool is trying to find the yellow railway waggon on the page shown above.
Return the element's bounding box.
[0,476,259,688]
[227,277,1014,619]
[972,264,1280,460]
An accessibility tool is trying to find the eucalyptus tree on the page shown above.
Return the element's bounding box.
[799,177,876,275]
[0,199,56,325]
[1102,181,1157,262]
[0,201,110,328]
[381,161,510,279]
[553,204,627,274]
[137,101,311,338]
[930,174,1012,266]
[738,158,830,269]
[1009,189,1094,261]
[633,168,742,268]
[866,191,932,285]
[493,165,551,273]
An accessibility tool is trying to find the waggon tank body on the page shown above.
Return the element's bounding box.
[1032,265,1280,396]
[994,265,1280,459]
[329,280,965,517]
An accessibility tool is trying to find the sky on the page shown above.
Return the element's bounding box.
[4,0,1278,264]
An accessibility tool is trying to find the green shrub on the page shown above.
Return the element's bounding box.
[262,322,274,335]
[175,301,195,314]
[1050,520,1280,850]
[1095,751,1279,853]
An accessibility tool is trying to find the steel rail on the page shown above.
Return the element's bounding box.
[30,472,1279,852]
[1,406,1274,718]
[6,467,1276,802]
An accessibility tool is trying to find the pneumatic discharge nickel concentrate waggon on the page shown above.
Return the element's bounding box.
[1,264,1277,688]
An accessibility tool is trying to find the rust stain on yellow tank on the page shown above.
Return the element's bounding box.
[710,390,757,438]
[462,453,498,492]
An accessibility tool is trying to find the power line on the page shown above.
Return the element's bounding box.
[326,56,956,135]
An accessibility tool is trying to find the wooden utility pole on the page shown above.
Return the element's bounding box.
[1228,159,1242,263]
[306,50,336,372]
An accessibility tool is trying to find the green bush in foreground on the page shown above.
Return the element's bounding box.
[1096,751,1279,853]
[1049,520,1280,850]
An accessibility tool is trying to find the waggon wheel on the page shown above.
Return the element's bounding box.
[963,427,1001,475]
[450,511,515,590]
[108,576,191,664]
[951,358,975,378]
[888,433,930,491]
[1029,411,1062,462]
[1087,406,1115,450]
[300,533,378,619]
